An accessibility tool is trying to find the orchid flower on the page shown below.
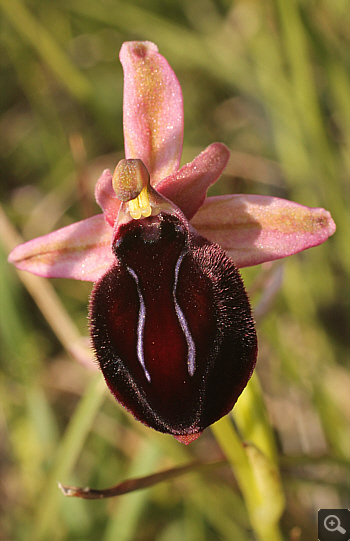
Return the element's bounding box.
[8,41,336,444]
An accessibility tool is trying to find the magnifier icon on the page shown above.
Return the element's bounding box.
[324,514,346,534]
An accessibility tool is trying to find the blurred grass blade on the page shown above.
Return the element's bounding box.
[0,207,95,369]
[0,0,92,100]
[33,374,105,541]
[102,441,160,541]
[314,382,350,459]
[66,0,255,94]
[275,0,334,176]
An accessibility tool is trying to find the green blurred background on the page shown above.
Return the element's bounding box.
[1,0,349,540]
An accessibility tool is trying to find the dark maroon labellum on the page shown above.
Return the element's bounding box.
[89,211,257,443]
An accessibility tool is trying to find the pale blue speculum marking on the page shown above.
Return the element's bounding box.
[173,250,196,376]
[127,266,151,382]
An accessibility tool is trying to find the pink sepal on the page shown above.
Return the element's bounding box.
[120,41,183,185]
[8,215,114,282]
[191,194,336,268]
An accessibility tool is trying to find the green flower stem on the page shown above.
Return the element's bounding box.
[233,372,278,463]
[211,414,284,541]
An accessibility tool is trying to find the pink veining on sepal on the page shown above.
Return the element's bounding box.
[191,194,336,268]
[157,143,230,220]
[120,41,183,185]
[8,214,113,282]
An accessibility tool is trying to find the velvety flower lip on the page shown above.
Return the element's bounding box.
[7,41,336,443]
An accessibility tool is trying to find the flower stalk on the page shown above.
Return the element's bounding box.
[211,415,285,541]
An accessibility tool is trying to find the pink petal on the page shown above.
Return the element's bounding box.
[191,195,336,268]
[95,169,121,226]
[8,215,114,282]
[120,41,183,185]
[157,143,230,220]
